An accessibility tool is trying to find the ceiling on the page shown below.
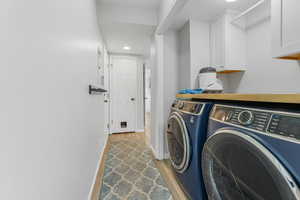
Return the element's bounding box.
[100,0,161,9]
[98,0,159,57]
[100,23,155,56]
[171,0,262,30]
[98,0,262,57]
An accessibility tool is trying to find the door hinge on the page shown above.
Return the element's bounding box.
[107,123,110,129]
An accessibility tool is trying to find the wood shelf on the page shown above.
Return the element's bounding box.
[277,52,300,60]
[176,93,300,104]
[217,70,245,74]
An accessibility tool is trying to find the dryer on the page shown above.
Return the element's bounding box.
[166,99,213,200]
[202,104,300,200]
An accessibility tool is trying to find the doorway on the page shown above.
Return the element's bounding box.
[109,55,144,134]
[144,63,151,143]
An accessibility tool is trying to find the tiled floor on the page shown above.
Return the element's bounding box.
[99,133,173,200]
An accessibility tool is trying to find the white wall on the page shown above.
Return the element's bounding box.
[137,58,145,131]
[178,20,210,89]
[150,31,179,159]
[0,0,107,199]
[178,22,191,89]
[145,62,152,113]
[227,5,300,93]
[190,20,210,89]
[150,35,165,159]
[163,31,179,156]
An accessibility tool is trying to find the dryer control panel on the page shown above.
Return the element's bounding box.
[171,100,203,115]
[211,105,300,142]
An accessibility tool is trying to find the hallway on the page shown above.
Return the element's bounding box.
[99,133,172,200]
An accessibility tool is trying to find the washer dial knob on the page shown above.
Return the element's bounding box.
[238,110,254,125]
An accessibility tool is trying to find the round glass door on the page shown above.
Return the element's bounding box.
[202,130,300,200]
[166,112,190,173]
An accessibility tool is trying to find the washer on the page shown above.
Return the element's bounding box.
[166,99,213,200]
[202,104,300,200]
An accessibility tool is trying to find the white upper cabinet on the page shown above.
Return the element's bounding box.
[210,11,247,73]
[272,0,300,59]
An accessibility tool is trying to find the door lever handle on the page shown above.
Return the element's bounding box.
[130,98,135,101]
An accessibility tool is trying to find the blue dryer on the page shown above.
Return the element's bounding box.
[166,100,213,200]
[202,103,300,200]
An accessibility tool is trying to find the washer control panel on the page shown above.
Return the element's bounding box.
[211,105,300,142]
[212,106,271,132]
[171,100,203,114]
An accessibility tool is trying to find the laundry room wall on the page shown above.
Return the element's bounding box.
[178,22,191,89]
[150,31,179,159]
[177,20,210,89]
[163,31,180,157]
[227,2,300,93]
[0,0,107,199]
[136,57,145,132]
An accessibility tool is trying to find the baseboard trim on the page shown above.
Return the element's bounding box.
[135,129,145,133]
[150,144,163,160]
[88,136,109,200]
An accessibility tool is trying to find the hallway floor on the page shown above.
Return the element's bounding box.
[99,133,173,200]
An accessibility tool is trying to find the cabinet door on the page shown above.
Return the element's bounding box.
[210,16,225,68]
[272,0,300,59]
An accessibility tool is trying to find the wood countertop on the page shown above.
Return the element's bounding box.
[176,93,300,104]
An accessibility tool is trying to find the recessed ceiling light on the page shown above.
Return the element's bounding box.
[226,0,237,2]
[123,46,131,50]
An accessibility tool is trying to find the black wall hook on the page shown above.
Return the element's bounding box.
[89,85,107,95]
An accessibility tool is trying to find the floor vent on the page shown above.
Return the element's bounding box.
[121,121,127,128]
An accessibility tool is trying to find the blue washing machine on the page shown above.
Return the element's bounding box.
[202,103,300,200]
[166,99,213,200]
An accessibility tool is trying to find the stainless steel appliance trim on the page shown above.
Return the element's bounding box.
[167,112,191,173]
[238,110,254,125]
[210,118,300,144]
[205,129,300,200]
[171,100,205,116]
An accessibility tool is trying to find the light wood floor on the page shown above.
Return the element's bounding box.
[91,132,188,200]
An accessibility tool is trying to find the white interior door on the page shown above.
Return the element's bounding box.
[111,56,138,133]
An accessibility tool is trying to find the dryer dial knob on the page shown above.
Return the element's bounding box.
[179,102,185,109]
[238,110,254,125]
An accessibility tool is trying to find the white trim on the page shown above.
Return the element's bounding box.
[156,0,189,34]
[231,0,266,26]
[135,129,145,133]
[87,136,109,200]
[150,144,160,160]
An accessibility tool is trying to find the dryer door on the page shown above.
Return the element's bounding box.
[167,112,190,173]
[202,129,300,200]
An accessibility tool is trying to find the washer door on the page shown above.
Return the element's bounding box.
[166,112,190,173]
[202,130,300,200]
